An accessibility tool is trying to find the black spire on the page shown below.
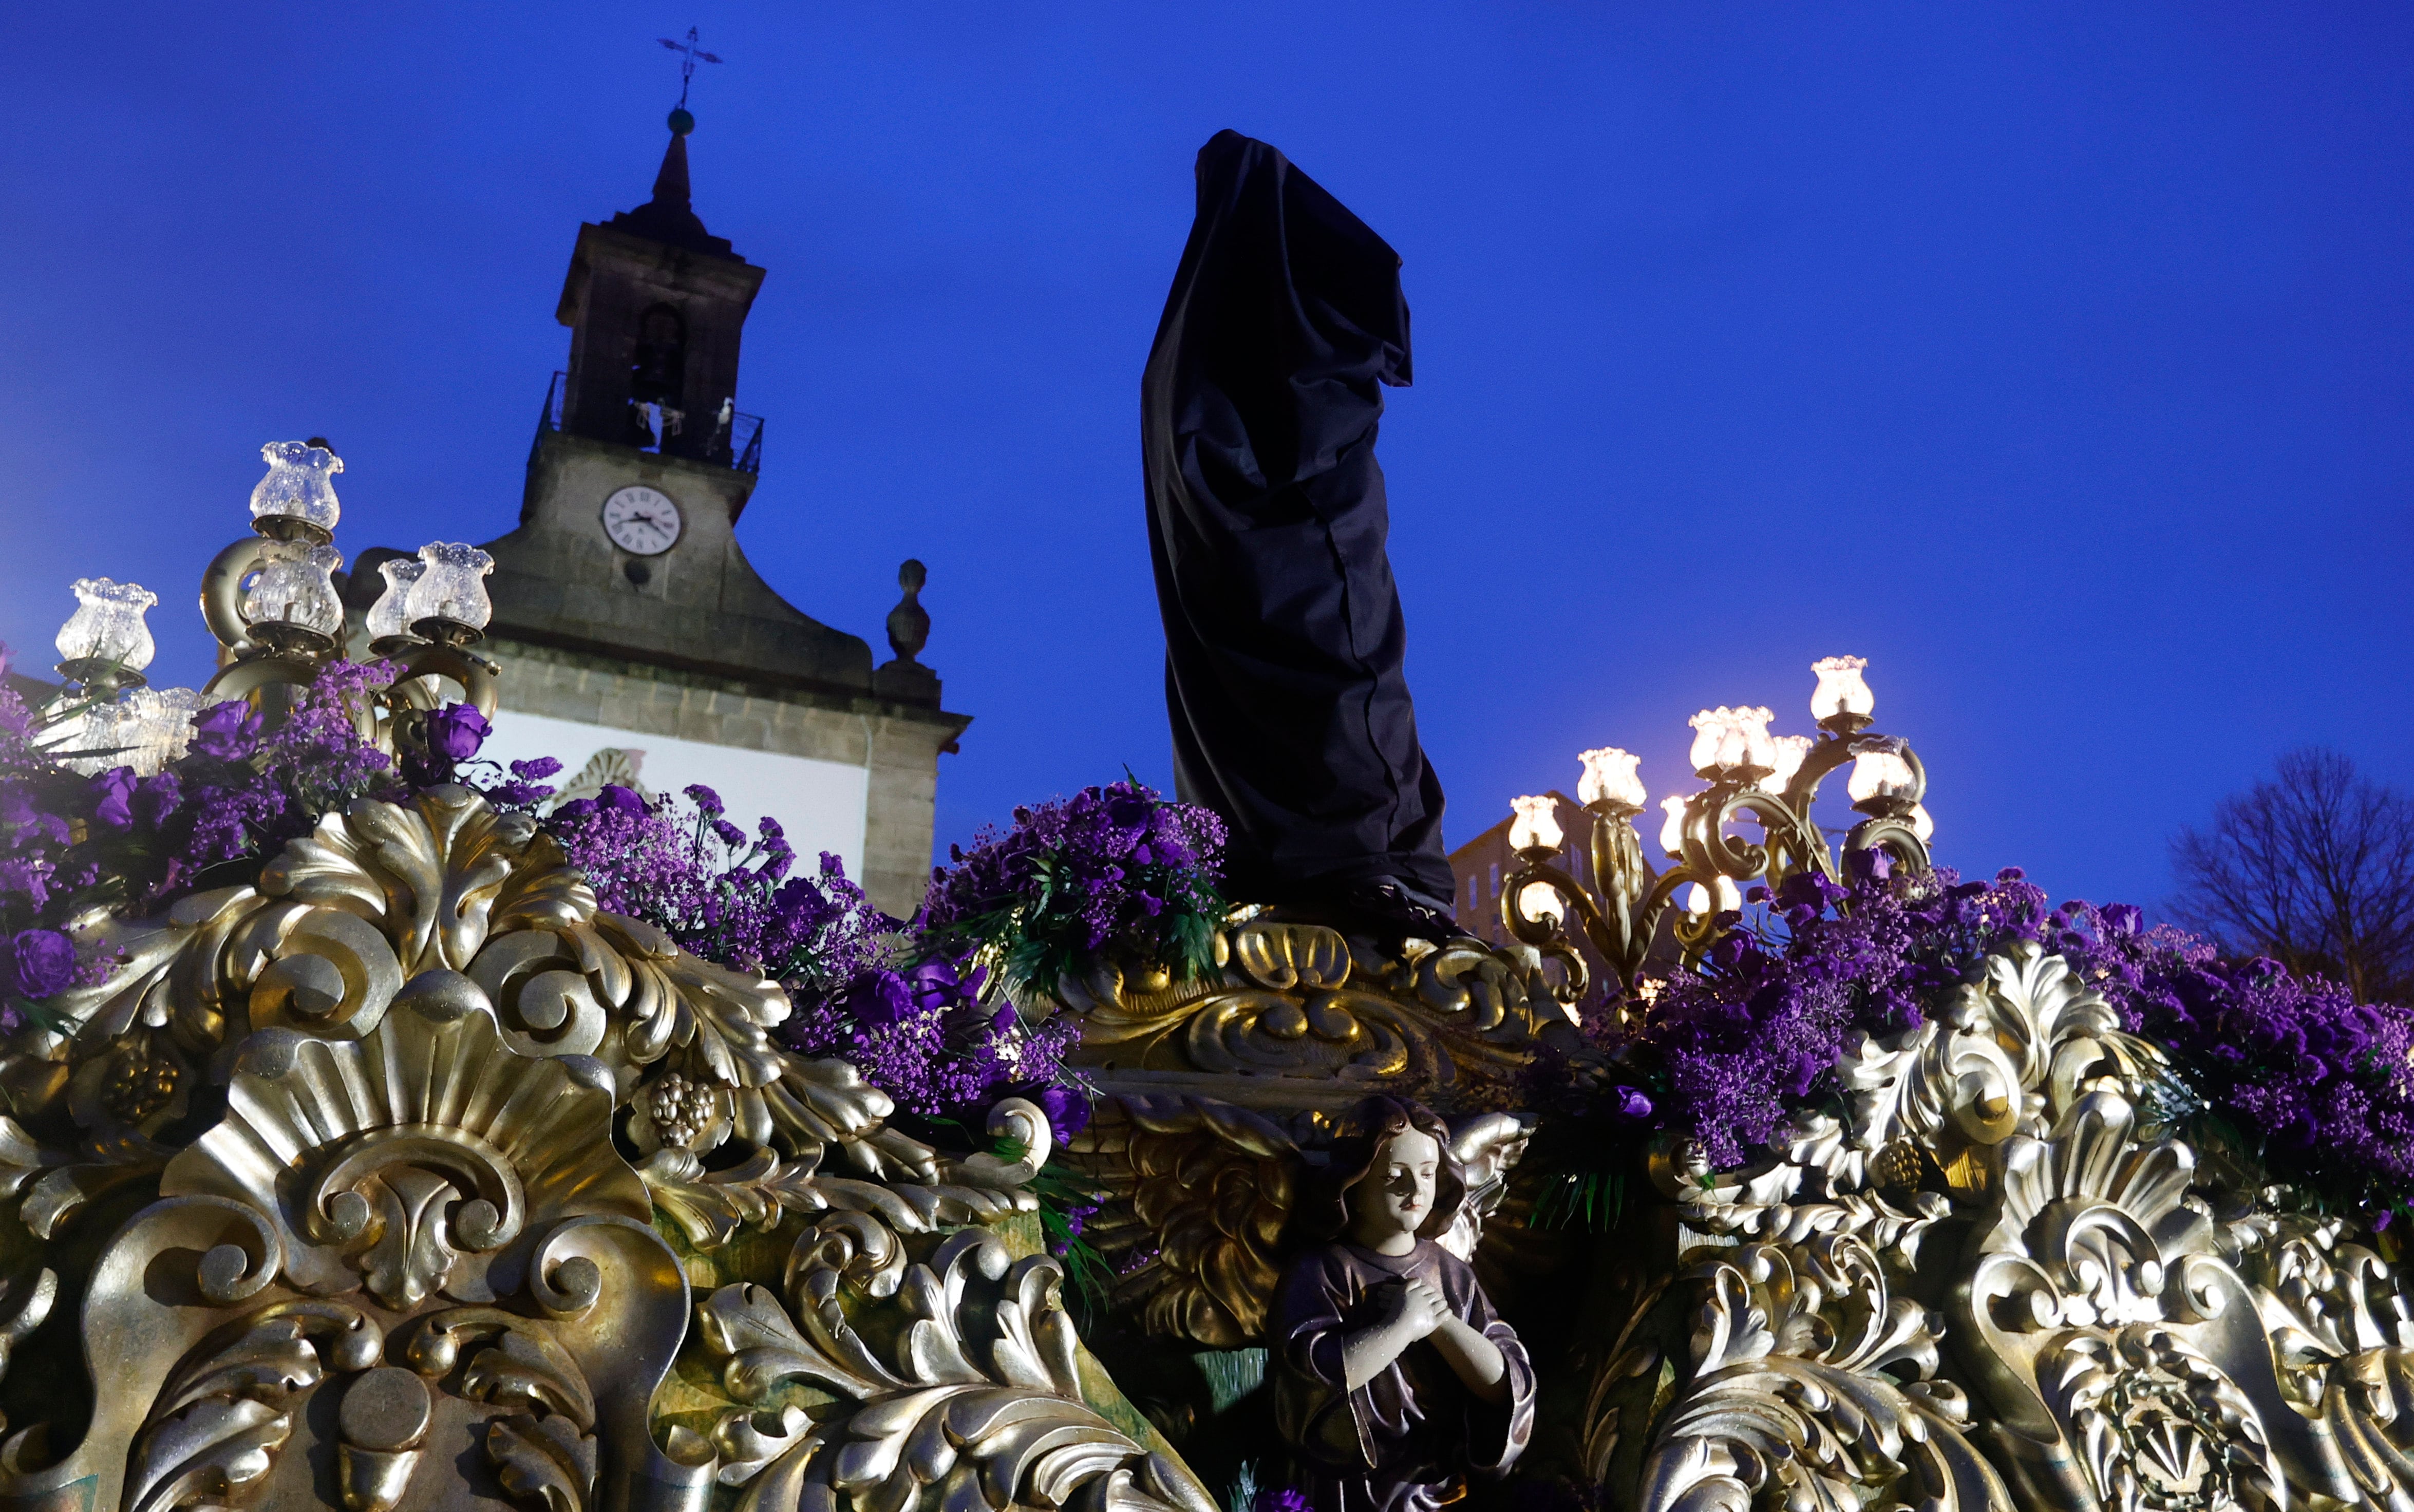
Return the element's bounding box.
[609,108,739,259]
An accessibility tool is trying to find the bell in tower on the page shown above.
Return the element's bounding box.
[401,102,971,917]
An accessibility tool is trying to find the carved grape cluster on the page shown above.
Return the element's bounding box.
[102,1052,179,1124]
[647,1072,716,1149]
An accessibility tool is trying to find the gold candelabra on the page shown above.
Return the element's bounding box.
[37,441,500,775]
[1500,657,1934,1002]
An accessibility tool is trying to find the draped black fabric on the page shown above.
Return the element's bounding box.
[1142,130,1451,907]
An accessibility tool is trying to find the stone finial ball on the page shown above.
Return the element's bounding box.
[668,107,695,136]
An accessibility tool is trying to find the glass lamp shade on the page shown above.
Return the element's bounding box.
[1508,794,1564,853]
[1658,795,1689,857]
[1688,706,1776,773]
[367,557,426,641]
[1811,656,1875,722]
[1847,749,1916,804]
[404,542,495,630]
[58,692,141,777]
[134,687,203,776]
[1683,877,1743,917]
[1576,747,1646,809]
[56,578,158,670]
[242,540,346,635]
[1733,706,1776,771]
[1768,734,1814,788]
[1686,709,1726,773]
[249,441,343,531]
[1518,880,1567,925]
[1911,803,1936,844]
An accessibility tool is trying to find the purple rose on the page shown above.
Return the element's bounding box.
[1037,1083,1091,1142]
[88,767,137,830]
[1614,1085,1654,1120]
[3,929,77,1000]
[426,703,491,763]
[190,701,261,761]
[843,970,914,1027]
[599,784,648,814]
[511,756,563,782]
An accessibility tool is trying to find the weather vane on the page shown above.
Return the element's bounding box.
[656,27,723,110]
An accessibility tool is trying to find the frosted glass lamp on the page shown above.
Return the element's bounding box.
[1911,803,1936,844]
[1768,734,1814,788]
[1658,795,1688,858]
[132,687,203,776]
[1686,709,1727,774]
[1576,747,1646,810]
[404,542,495,635]
[1508,795,1563,853]
[1812,656,1874,726]
[56,577,158,683]
[1688,706,1776,774]
[1518,881,1566,925]
[1847,749,1916,804]
[249,441,343,534]
[242,540,346,638]
[1732,706,1776,772]
[1684,877,1742,918]
[367,557,426,645]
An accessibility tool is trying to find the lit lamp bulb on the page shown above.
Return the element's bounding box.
[366,557,426,647]
[1732,706,1776,772]
[1508,794,1564,854]
[1911,803,1935,843]
[1518,880,1567,925]
[1768,734,1814,788]
[404,542,495,637]
[1847,748,1916,805]
[55,577,158,684]
[249,440,343,534]
[1658,795,1688,858]
[1683,877,1742,918]
[1688,707,1777,775]
[1576,747,1646,810]
[1812,656,1875,727]
[242,539,347,639]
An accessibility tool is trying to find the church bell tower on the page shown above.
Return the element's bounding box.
[462,108,970,916]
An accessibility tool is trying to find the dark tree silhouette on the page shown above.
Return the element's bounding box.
[2170,748,2414,1004]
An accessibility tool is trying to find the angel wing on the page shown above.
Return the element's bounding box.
[1067,1095,1299,1350]
[1437,1111,1533,1261]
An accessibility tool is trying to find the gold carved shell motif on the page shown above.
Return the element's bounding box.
[0,786,1204,1512]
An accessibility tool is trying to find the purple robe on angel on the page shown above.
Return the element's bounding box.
[1273,1237,1536,1512]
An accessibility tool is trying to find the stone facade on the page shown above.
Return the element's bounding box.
[382,117,971,916]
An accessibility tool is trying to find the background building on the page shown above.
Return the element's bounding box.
[351,116,968,917]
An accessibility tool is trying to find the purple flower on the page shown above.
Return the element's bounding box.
[3,929,77,999]
[599,784,647,814]
[511,756,563,782]
[1037,1084,1091,1143]
[190,701,261,761]
[685,784,724,816]
[426,704,491,763]
[134,770,181,827]
[88,767,137,830]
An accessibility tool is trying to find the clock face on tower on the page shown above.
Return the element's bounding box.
[601,485,683,556]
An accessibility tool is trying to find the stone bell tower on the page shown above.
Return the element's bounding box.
[454,109,971,916]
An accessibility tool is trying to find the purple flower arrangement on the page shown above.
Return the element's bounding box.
[1535,858,2414,1218]
[922,779,1228,995]
[0,654,409,1024]
[550,781,1085,1130]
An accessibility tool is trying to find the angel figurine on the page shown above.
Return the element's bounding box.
[1271,1097,1535,1512]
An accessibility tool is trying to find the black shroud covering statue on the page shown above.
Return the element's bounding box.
[1142,130,1456,919]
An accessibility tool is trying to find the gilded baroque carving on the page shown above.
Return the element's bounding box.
[1588,937,2414,1512]
[1058,918,1561,1088]
[0,787,1180,1511]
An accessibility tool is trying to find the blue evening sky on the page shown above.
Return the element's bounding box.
[2,4,2407,914]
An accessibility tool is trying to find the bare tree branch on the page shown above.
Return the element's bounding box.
[2168,748,2414,1003]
